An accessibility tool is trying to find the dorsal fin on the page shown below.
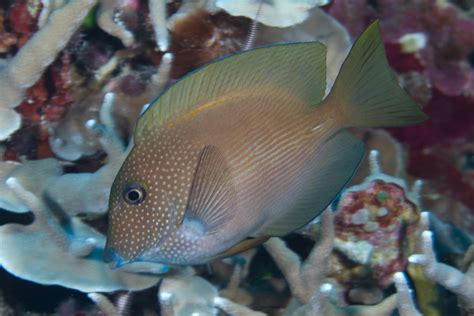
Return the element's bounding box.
[184,145,236,233]
[135,42,327,138]
[256,130,364,236]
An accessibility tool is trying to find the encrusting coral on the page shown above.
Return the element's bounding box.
[329,150,422,294]
[264,208,422,315]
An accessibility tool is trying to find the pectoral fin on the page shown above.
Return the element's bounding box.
[184,145,236,233]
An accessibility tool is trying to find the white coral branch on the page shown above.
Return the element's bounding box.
[151,52,173,90]
[393,272,422,316]
[97,0,135,47]
[214,297,267,316]
[149,0,169,51]
[409,230,474,310]
[0,0,98,140]
[264,209,334,303]
[293,283,398,316]
[88,293,121,316]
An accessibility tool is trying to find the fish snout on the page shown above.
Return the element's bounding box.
[103,247,128,269]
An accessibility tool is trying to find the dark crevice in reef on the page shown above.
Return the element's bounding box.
[0,210,34,225]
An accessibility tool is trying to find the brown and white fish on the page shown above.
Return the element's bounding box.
[104,21,427,267]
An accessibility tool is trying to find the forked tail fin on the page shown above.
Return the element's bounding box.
[326,21,428,128]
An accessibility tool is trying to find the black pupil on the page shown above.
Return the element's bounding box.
[128,189,140,201]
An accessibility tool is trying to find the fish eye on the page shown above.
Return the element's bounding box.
[122,183,146,205]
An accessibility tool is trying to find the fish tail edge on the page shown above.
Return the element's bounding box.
[325,20,428,128]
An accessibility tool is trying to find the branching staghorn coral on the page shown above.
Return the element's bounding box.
[2,92,128,216]
[48,58,173,161]
[151,52,174,90]
[88,292,132,316]
[0,160,28,212]
[0,0,98,141]
[264,209,334,304]
[0,173,161,292]
[409,216,474,313]
[264,209,400,315]
[219,258,253,306]
[265,207,424,315]
[292,284,398,316]
[0,106,167,291]
[393,272,422,316]
[5,3,468,315]
[97,0,135,47]
[351,129,405,183]
[0,85,170,295]
[214,297,266,316]
[48,89,122,161]
[158,269,266,316]
[149,0,169,52]
[88,293,122,316]
[45,93,128,216]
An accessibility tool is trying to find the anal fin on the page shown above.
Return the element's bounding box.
[210,236,270,261]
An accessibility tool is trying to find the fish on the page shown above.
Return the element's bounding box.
[104,21,427,267]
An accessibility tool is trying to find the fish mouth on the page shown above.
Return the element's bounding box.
[103,247,131,269]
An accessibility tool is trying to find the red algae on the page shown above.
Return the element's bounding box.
[327,0,474,231]
[329,0,474,98]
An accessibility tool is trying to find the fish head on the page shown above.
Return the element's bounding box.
[104,141,193,268]
[104,138,235,267]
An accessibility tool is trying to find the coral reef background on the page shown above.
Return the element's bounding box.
[0,0,473,315]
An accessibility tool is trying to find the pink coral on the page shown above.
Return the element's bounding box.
[334,179,419,288]
[327,151,421,293]
[329,0,474,96]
